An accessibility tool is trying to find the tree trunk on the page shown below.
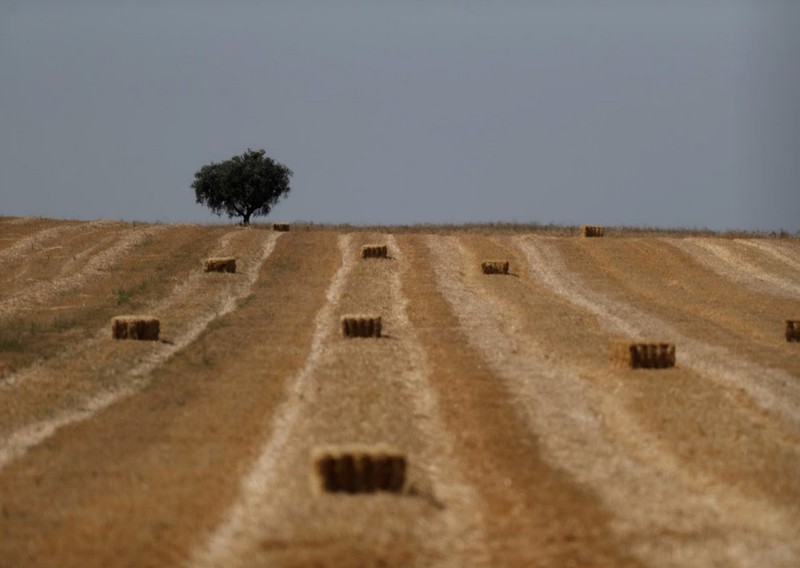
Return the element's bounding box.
[242,212,251,226]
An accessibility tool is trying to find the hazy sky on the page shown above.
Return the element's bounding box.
[1,1,798,230]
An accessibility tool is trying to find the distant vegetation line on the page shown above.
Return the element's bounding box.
[238,221,800,239]
[1,216,797,238]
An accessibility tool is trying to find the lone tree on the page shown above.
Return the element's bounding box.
[192,148,293,225]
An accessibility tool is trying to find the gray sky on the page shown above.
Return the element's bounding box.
[1,1,798,231]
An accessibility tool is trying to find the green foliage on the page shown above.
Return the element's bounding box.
[0,322,41,352]
[115,289,133,306]
[114,281,149,306]
[191,148,293,225]
[0,330,26,352]
[51,317,78,333]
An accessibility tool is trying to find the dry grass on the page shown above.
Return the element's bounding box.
[361,244,388,259]
[264,221,800,239]
[580,225,606,238]
[203,257,237,273]
[406,234,641,566]
[481,260,509,274]
[0,230,342,568]
[3,218,800,567]
[341,315,382,338]
[787,320,800,342]
[611,341,676,369]
[311,445,406,494]
[272,223,291,232]
[110,316,160,340]
[0,224,226,379]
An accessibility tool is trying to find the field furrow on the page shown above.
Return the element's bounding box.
[517,238,800,433]
[385,234,490,567]
[0,218,84,259]
[0,217,43,226]
[0,223,231,378]
[0,222,235,385]
[399,234,641,567]
[668,238,800,300]
[0,223,169,319]
[0,230,345,568]
[502,236,800,566]
[0,223,797,567]
[0,228,278,467]
[547,237,800,379]
[190,233,356,567]
[737,239,800,275]
[0,220,114,292]
[196,233,488,567]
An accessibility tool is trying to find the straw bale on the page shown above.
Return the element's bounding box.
[481,260,509,275]
[580,225,606,237]
[203,257,236,273]
[341,315,382,338]
[611,341,675,369]
[361,244,388,259]
[787,320,800,342]
[273,223,291,232]
[311,445,406,494]
[111,315,160,341]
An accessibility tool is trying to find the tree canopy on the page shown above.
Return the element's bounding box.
[191,148,293,225]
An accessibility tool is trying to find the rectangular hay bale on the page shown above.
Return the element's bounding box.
[361,244,388,259]
[611,341,675,369]
[203,257,236,273]
[111,315,160,341]
[341,315,382,338]
[272,223,291,232]
[312,446,406,494]
[787,320,800,342]
[481,260,509,275]
[580,225,605,237]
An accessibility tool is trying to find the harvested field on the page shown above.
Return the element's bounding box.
[0,217,799,567]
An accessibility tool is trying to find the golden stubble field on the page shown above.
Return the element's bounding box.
[0,216,799,568]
